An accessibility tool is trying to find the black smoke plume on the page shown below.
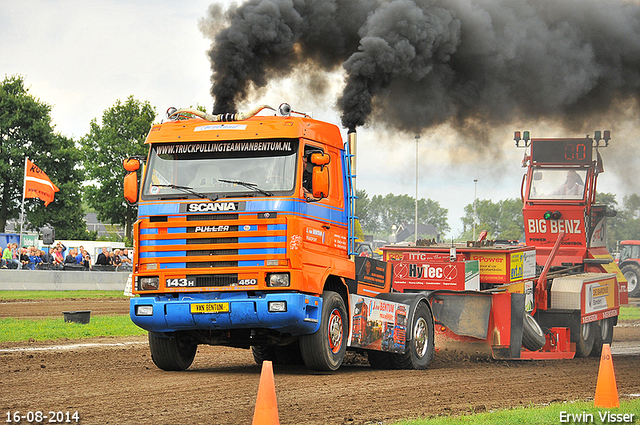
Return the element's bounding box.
[203,0,640,134]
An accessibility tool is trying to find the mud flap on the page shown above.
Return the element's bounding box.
[428,291,525,359]
[428,291,492,340]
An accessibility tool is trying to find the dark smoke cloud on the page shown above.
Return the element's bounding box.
[202,0,640,134]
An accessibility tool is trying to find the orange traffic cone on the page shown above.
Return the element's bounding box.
[252,360,280,425]
[594,343,619,408]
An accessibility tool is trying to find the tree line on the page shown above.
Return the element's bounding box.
[0,75,152,242]
[1,75,637,252]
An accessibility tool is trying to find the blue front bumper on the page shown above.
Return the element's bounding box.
[130,291,322,335]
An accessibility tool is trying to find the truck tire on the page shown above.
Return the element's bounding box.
[300,291,347,371]
[590,318,615,357]
[522,312,546,351]
[251,346,277,364]
[389,303,434,370]
[148,331,197,371]
[621,263,640,298]
[574,322,596,358]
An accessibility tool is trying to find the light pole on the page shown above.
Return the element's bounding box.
[415,135,420,244]
[473,179,478,241]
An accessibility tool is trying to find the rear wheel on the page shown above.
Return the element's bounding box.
[300,291,347,371]
[522,312,546,351]
[590,318,615,357]
[148,331,197,371]
[574,322,596,358]
[389,303,434,370]
[622,263,640,297]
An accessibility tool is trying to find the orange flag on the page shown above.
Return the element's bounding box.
[24,159,59,206]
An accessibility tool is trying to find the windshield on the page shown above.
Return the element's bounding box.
[141,139,298,199]
[620,244,640,262]
[528,168,587,200]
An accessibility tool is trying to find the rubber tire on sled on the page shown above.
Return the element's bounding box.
[522,312,546,351]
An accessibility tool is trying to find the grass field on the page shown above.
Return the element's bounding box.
[0,315,145,342]
[620,305,640,321]
[0,290,128,300]
[392,399,640,425]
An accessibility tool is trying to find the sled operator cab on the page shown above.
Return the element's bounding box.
[517,131,624,285]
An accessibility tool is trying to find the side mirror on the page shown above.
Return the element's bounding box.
[124,158,141,172]
[124,172,139,204]
[312,166,329,199]
[310,152,330,166]
[123,158,140,204]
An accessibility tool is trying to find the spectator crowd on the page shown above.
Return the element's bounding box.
[1,242,132,272]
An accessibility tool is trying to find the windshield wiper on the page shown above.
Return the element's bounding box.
[151,184,218,202]
[218,179,273,197]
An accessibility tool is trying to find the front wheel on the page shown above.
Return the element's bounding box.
[622,263,640,297]
[300,291,347,371]
[148,331,197,371]
[390,303,434,370]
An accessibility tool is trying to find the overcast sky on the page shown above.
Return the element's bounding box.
[2,1,629,239]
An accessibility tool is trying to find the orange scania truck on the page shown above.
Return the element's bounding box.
[123,104,436,371]
[123,104,623,372]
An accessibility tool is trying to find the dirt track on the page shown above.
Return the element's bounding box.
[1,298,639,425]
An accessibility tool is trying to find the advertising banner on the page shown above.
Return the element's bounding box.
[348,294,409,354]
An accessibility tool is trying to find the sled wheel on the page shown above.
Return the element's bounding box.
[251,345,277,364]
[574,322,596,358]
[622,263,640,297]
[590,318,615,357]
[148,331,197,371]
[522,312,546,351]
[390,303,434,370]
[300,291,347,371]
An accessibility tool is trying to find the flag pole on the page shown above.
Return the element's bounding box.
[19,157,28,248]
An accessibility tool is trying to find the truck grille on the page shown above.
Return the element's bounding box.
[187,274,238,287]
[187,249,238,256]
[138,212,287,289]
[187,261,238,268]
[188,214,238,221]
[187,237,238,245]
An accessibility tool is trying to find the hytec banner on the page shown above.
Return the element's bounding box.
[24,159,59,206]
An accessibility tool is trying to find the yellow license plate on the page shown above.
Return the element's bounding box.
[190,303,229,314]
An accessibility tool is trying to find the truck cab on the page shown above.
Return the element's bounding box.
[123,105,435,372]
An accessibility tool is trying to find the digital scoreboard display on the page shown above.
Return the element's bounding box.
[531,138,593,164]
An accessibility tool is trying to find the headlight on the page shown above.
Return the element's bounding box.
[135,305,154,316]
[268,301,287,312]
[267,273,290,287]
[139,276,159,290]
